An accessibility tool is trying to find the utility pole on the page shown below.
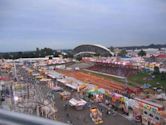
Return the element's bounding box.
[124,77,128,96]
[27,84,30,99]
[14,61,18,81]
[10,82,15,111]
[12,60,17,111]
[125,77,128,86]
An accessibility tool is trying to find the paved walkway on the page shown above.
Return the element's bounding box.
[0,98,11,111]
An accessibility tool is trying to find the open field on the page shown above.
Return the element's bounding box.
[82,69,166,89]
[128,71,166,88]
[56,69,138,92]
[57,70,125,91]
[82,69,138,87]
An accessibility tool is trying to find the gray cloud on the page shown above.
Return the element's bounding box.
[0,0,166,52]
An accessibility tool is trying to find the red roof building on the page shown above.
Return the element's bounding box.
[156,54,166,59]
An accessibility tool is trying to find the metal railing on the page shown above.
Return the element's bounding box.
[0,109,68,125]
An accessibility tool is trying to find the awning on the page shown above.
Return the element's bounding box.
[69,98,87,106]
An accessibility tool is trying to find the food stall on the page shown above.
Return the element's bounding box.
[35,75,43,80]
[90,107,103,124]
[127,98,142,122]
[87,88,104,103]
[77,84,87,93]
[135,98,164,125]
[51,86,63,92]
[133,105,142,122]
[40,78,51,82]
[110,92,129,114]
[48,81,54,88]
[59,91,71,100]
[28,69,33,76]
[69,98,87,110]
[159,111,166,125]
[14,83,26,91]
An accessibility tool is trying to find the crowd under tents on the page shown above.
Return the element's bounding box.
[32,73,40,76]
[87,88,105,95]
[35,76,43,79]
[40,78,51,82]
[43,70,99,93]
[51,86,63,92]
[57,76,87,91]
[46,71,63,79]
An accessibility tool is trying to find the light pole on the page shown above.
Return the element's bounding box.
[14,62,18,81]
[125,77,128,86]
[10,82,15,111]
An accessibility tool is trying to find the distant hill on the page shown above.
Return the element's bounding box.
[117,44,166,50]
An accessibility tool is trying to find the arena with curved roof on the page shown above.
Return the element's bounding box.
[73,44,114,57]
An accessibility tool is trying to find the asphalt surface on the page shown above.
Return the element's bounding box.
[53,91,137,125]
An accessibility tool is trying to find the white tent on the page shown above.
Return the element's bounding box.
[156,93,166,100]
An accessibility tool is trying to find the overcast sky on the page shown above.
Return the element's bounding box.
[0,0,166,52]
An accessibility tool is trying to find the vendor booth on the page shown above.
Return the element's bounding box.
[135,98,164,125]
[69,98,87,110]
[87,88,104,103]
[35,75,43,80]
[159,111,166,125]
[110,92,129,114]
[133,105,142,122]
[90,107,103,124]
[60,91,71,100]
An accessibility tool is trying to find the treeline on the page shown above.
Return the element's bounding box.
[117,44,166,50]
[0,48,73,59]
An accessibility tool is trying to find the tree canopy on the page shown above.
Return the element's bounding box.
[0,47,57,59]
[118,49,127,57]
[138,50,146,57]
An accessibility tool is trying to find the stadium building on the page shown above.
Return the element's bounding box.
[73,44,114,57]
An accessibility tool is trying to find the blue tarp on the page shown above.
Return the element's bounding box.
[143,83,151,89]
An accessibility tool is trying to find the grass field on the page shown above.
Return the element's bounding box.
[128,71,166,88]
[82,69,141,87]
[82,70,166,88]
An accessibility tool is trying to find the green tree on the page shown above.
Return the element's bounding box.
[109,46,114,52]
[76,56,82,61]
[53,51,59,57]
[3,53,10,59]
[118,49,127,57]
[138,50,146,57]
[40,48,53,57]
[36,48,40,57]
[18,52,23,58]
[161,72,166,80]
[153,66,160,75]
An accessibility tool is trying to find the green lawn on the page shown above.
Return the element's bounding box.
[82,70,166,88]
[128,71,166,88]
[128,72,149,85]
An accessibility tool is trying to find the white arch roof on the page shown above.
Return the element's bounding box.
[74,44,114,56]
[74,51,96,56]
